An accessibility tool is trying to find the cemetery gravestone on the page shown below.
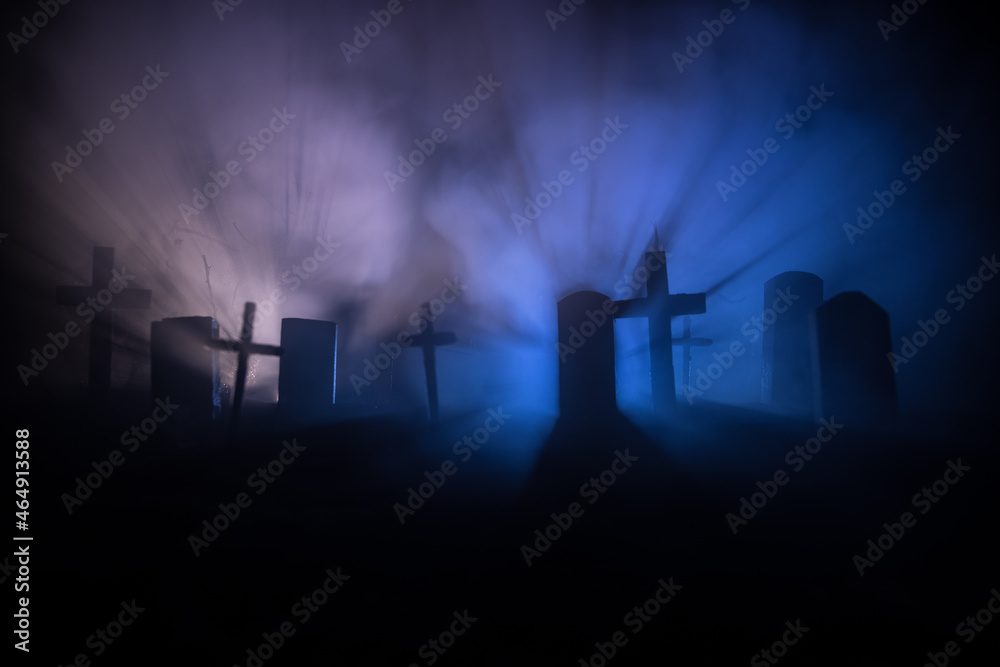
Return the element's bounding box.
[810,291,898,427]
[761,271,824,415]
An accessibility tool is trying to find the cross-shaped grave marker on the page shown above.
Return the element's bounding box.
[614,243,706,416]
[406,304,457,422]
[56,247,151,402]
[204,302,282,437]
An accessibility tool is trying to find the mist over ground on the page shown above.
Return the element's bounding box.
[2,0,996,417]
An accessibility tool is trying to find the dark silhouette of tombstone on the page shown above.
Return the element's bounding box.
[810,292,897,428]
[279,318,338,413]
[332,301,362,404]
[334,300,388,408]
[558,291,618,423]
[56,246,152,403]
[150,316,222,433]
[760,271,824,415]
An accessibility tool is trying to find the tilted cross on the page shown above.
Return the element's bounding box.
[614,245,706,416]
[56,247,151,402]
[407,305,457,422]
[204,302,282,437]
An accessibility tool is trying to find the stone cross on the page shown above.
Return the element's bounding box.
[614,246,706,416]
[204,302,282,437]
[56,247,151,402]
[407,305,457,422]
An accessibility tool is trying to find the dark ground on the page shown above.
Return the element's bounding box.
[18,395,999,666]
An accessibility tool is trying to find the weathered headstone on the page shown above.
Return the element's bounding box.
[614,246,706,416]
[204,302,282,436]
[334,300,391,408]
[810,291,897,427]
[279,318,338,411]
[406,305,457,422]
[151,316,221,431]
[760,271,824,415]
[56,246,151,402]
[558,290,618,422]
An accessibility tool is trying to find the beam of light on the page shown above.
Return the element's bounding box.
[5,0,991,443]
